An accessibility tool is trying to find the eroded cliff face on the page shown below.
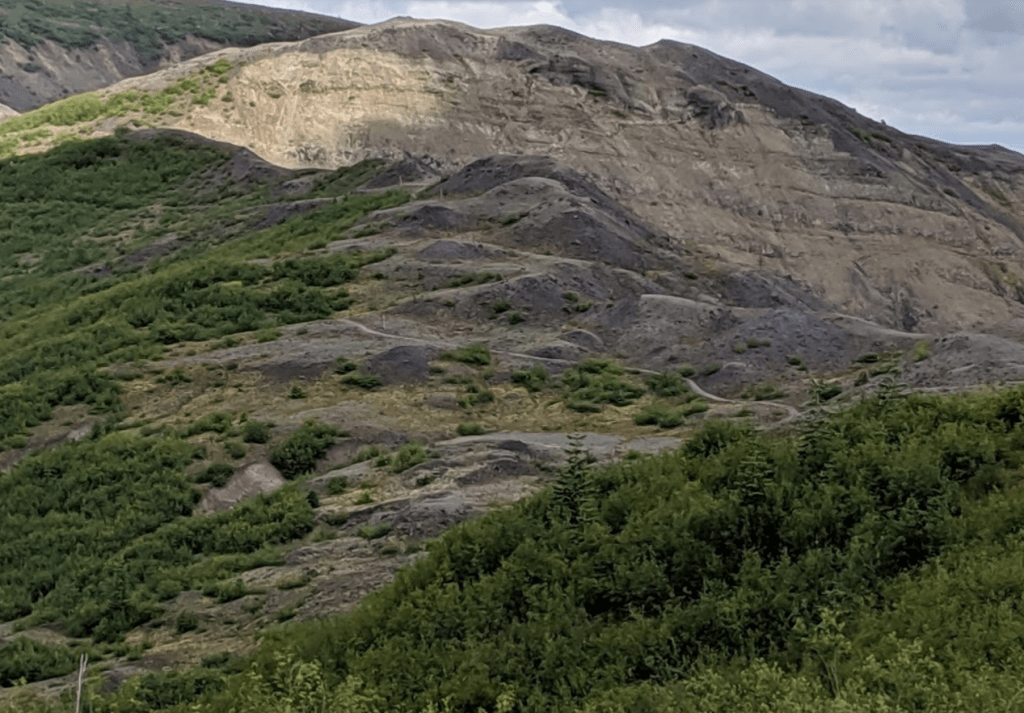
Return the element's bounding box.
[80,19,1024,334]
[7,18,1024,334]
[0,35,230,111]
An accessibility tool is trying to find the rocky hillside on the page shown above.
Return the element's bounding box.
[3,17,1024,709]
[0,0,357,111]
[4,18,1023,339]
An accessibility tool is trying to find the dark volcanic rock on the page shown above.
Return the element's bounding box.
[365,345,441,384]
[363,156,440,188]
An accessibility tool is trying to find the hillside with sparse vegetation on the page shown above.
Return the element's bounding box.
[2,12,1024,713]
[0,0,356,112]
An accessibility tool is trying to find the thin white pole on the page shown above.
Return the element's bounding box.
[74,654,88,713]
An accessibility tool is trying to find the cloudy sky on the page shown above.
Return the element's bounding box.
[252,0,1023,155]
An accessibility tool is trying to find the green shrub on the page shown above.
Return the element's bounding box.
[683,400,710,416]
[457,422,485,436]
[700,362,722,376]
[741,383,787,401]
[197,462,234,487]
[341,372,383,390]
[562,360,644,411]
[511,365,549,392]
[269,420,339,479]
[489,299,512,316]
[184,412,234,437]
[322,511,350,527]
[224,440,246,460]
[175,612,199,634]
[241,420,273,444]
[391,441,429,473]
[160,367,192,385]
[334,357,358,375]
[810,381,843,403]
[634,403,678,428]
[0,638,81,687]
[205,59,233,77]
[202,578,248,604]
[634,401,708,428]
[326,477,348,495]
[276,573,313,591]
[357,523,392,540]
[442,343,491,366]
[255,327,281,343]
[443,273,501,289]
[644,371,695,399]
[458,385,496,408]
[351,445,382,464]
[913,340,931,362]
[870,362,899,377]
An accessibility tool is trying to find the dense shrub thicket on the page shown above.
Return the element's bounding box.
[144,387,1024,713]
[270,420,340,479]
[0,433,315,644]
[0,638,81,688]
[0,135,227,279]
[0,134,406,696]
[0,136,405,447]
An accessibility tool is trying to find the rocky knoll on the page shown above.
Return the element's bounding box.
[80,17,1024,337]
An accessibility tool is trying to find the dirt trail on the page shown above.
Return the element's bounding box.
[685,377,801,423]
[335,318,805,423]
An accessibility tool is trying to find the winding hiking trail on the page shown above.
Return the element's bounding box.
[336,318,805,424]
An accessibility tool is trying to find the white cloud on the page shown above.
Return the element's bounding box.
[250,0,1024,153]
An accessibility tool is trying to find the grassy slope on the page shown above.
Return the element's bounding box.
[0,131,409,688]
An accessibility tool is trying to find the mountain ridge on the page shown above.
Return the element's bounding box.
[25,17,1011,336]
[0,0,358,111]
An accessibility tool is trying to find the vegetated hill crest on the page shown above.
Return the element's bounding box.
[0,0,358,112]
[5,16,1022,338]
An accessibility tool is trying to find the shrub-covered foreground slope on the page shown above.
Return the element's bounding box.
[0,131,411,689]
[0,129,715,703]
[8,387,1024,712]
[0,130,404,449]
